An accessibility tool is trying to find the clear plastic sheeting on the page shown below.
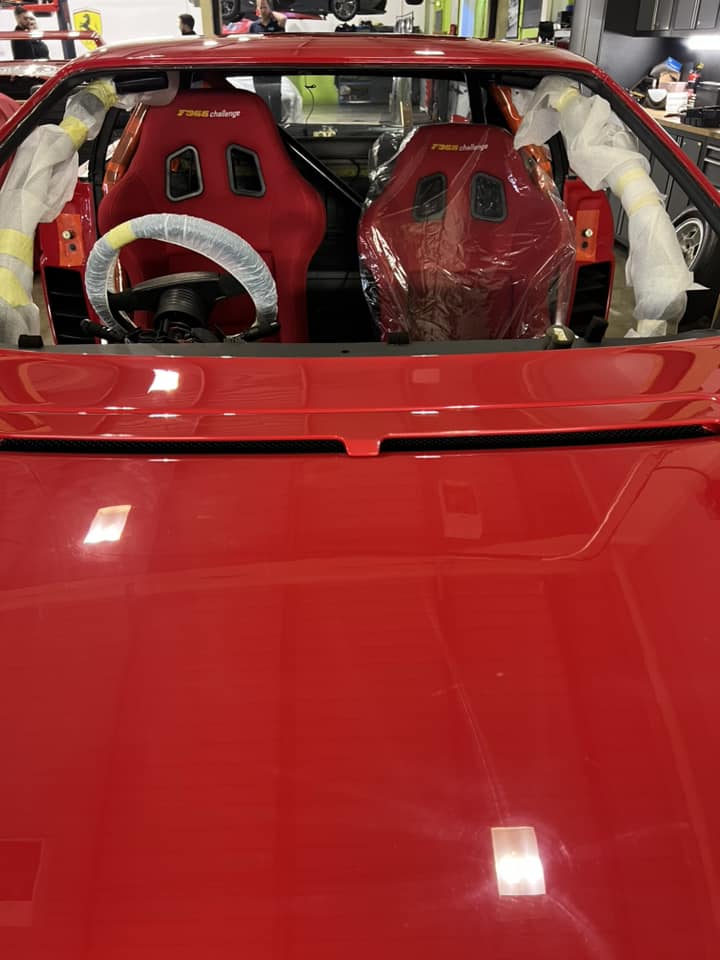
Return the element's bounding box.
[367,129,405,185]
[0,79,124,343]
[358,123,576,342]
[515,76,693,336]
[448,82,471,122]
[228,76,303,124]
[85,214,278,339]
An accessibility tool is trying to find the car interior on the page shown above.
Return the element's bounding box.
[13,65,719,349]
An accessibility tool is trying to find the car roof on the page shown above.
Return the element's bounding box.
[70,33,597,74]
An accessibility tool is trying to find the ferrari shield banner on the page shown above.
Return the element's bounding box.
[72,9,103,47]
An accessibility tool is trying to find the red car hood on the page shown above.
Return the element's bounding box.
[2,342,720,957]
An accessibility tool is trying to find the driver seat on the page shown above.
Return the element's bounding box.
[98,89,326,340]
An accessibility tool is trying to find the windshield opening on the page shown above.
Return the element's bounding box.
[0,62,716,353]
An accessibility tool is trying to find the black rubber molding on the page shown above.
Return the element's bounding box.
[0,437,345,455]
[380,425,713,452]
[0,425,712,456]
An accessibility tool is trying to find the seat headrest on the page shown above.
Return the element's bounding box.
[387,123,521,180]
[137,88,280,154]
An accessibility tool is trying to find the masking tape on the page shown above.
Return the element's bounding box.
[103,221,136,250]
[85,80,117,111]
[556,87,580,112]
[0,229,33,267]
[613,167,648,195]
[0,266,30,306]
[626,194,663,216]
[60,115,89,149]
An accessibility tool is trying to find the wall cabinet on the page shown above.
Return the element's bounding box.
[636,0,674,29]
[696,0,720,28]
[673,0,697,29]
[636,0,720,32]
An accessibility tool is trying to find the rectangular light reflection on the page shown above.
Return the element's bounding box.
[491,826,546,897]
[148,369,179,393]
[83,505,131,544]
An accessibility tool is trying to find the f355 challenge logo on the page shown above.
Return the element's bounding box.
[176,108,242,119]
[431,142,489,152]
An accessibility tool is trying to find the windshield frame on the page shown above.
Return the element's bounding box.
[2,61,718,233]
[1,59,719,352]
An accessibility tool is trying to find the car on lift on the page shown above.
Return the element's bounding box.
[221,0,388,23]
[1,32,720,960]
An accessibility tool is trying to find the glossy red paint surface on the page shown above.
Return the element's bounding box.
[2,343,720,957]
[76,33,595,70]
[1,340,720,446]
[2,30,720,958]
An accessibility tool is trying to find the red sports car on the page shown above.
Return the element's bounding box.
[1,32,720,960]
[220,0,387,23]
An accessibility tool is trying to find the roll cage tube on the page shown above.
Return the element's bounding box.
[486,67,720,237]
[0,70,170,167]
[585,70,720,238]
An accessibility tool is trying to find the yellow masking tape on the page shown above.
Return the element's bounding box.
[613,167,647,195]
[626,194,663,217]
[0,266,30,307]
[60,115,89,150]
[556,87,580,112]
[85,80,117,111]
[0,229,33,267]
[104,221,136,250]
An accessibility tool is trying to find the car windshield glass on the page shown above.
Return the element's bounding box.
[0,63,717,352]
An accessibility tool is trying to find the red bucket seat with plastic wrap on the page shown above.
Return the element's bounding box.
[98,89,326,341]
[358,123,576,341]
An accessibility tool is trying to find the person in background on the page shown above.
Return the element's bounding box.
[12,5,50,59]
[178,13,196,35]
[249,0,287,34]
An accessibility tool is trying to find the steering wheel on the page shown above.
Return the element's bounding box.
[84,214,278,342]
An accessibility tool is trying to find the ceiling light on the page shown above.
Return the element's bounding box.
[686,34,720,50]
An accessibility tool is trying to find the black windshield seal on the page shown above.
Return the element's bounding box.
[16,329,719,358]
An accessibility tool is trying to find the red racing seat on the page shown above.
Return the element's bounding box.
[0,93,19,126]
[358,123,576,341]
[98,89,326,341]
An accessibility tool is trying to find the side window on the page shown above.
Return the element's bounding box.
[413,173,447,221]
[606,126,720,335]
[227,146,265,197]
[166,145,203,201]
